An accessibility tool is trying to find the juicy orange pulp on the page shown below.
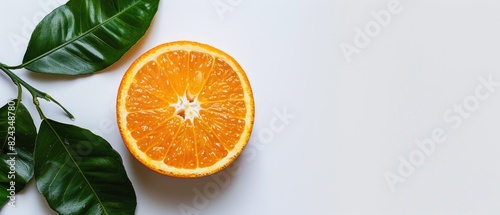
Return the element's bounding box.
[117,41,254,178]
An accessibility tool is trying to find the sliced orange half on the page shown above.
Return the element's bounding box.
[116,41,255,178]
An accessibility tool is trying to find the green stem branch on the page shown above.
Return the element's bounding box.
[3,64,25,70]
[15,82,22,101]
[0,64,74,120]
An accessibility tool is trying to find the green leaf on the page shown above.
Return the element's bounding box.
[0,100,36,207]
[35,119,136,214]
[23,0,160,75]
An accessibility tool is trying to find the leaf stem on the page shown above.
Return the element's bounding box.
[15,82,22,101]
[0,64,75,120]
[3,64,24,70]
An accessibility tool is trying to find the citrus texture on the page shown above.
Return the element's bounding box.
[117,41,254,178]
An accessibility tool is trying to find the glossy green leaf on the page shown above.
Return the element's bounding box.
[35,119,136,214]
[23,0,160,75]
[0,100,36,207]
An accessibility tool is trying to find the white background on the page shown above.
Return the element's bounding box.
[1,0,500,214]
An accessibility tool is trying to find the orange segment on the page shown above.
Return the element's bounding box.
[193,119,229,168]
[157,50,189,96]
[187,51,214,96]
[117,41,254,178]
[164,122,197,169]
[198,58,245,102]
[199,110,246,150]
[201,100,248,118]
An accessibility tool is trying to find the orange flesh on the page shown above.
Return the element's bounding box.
[124,50,247,169]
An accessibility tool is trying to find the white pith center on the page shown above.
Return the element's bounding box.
[173,94,201,122]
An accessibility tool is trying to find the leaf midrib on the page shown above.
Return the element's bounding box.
[44,119,109,215]
[23,0,146,68]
